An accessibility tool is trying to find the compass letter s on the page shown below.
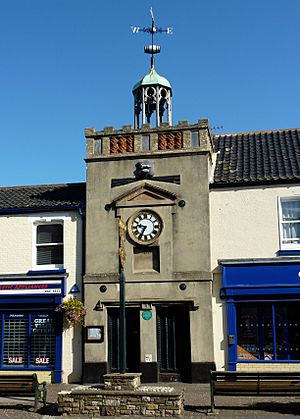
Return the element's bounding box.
[131,26,140,33]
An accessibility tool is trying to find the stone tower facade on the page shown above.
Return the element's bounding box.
[83,119,216,383]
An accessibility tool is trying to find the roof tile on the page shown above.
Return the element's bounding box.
[213,128,300,186]
[0,183,85,211]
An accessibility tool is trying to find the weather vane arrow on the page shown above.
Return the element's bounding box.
[131,8,173,35]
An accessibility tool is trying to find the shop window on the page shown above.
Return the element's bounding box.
[30,314,56,367]
[237,303,300,361]
[279,198,300,249]
[36,224,63,267]
[2,313,56,368]
[3,315,28,367]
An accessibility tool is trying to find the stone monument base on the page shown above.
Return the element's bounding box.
[103,372,141,390]
[58,384,183,417]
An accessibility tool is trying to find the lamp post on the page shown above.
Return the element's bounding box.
[118,219,127,374]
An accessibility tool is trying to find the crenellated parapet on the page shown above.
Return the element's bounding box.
[85,118,214,160]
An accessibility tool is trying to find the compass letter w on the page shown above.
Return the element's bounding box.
[131,26,140,33]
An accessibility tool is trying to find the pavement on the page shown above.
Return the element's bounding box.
[0,382,300,418]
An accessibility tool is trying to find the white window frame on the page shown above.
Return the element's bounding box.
[278,197,300,250]
[32,219,64,270]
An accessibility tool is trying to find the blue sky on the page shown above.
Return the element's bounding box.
[1,0,299,186]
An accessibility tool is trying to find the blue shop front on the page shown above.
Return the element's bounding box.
[0,271,65,383]
[220,258,300,371]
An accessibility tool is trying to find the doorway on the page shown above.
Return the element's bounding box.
[156,305,191,382]
[107,307,140,373]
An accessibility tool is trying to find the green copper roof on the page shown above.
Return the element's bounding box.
[132,67,172,91]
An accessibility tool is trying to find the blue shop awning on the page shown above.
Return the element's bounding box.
[219,258,300,299]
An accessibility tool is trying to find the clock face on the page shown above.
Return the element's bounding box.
[129,211,162,244]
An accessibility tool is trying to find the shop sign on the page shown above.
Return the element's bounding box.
[32,317,54,334]
[237,345,258,360]
[142,310,152,320]
[0,280,63,295]
[34,357,50,365]
[144,354,152,363]
[8,356,23,364]
[86,326,104,343]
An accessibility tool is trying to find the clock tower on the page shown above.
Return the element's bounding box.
[83,11,216,384]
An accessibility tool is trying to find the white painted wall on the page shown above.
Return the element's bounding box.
[0,210,83,383]
[210,184,300,369]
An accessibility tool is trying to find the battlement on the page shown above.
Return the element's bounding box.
[85,119,214,159]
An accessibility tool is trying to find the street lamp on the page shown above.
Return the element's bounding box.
[118,219,127,374]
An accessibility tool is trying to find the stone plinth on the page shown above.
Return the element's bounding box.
[58,385,183,417]
[103,372,141,391]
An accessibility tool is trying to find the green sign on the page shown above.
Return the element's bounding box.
[142,310,152,321]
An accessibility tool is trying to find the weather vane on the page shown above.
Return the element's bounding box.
[131,8,173,68]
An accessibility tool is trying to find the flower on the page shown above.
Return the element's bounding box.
[57,297,87,328]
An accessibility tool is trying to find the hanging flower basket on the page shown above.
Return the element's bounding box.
[57,297,87,328]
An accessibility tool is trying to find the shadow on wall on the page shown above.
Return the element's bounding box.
[68,325,83,383]
[212,268,228,369]
[68,210,84,384]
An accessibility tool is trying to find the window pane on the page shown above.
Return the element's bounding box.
[282,200,300,221]
[275,304,300,360]
[30,314,56,367]
[237,305,260,360]
[276,305,289,360]
[260,306,274,360]
[37,245,63,265]
[37,225,63,244]
[282,223,300,243]
[237,304,274,361]
[3,315,28,367]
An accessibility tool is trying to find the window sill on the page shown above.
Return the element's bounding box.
[27,269,66,276]
[277,250,300,256]
[236,360,300,363]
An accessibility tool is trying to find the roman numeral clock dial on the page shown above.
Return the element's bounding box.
[128,211,162,245]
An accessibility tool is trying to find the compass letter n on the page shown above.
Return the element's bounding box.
[131,26,140,33]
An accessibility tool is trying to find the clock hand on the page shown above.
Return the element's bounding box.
[137,223,147,236]
[141,224,147,234]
